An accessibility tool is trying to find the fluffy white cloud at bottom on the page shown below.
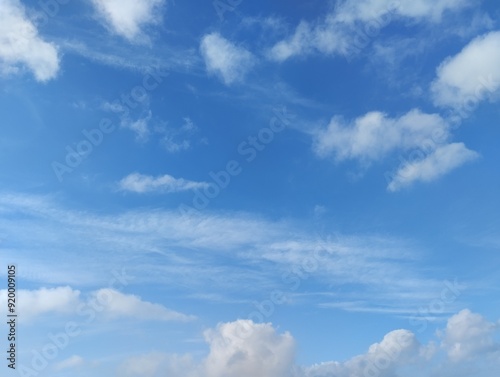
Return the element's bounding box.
[117,309,500,377]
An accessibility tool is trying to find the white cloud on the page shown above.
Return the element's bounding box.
[269,0,470,61]
[54,355,84,371]
[335,0,469,23]
[313,109,478,190]
[91,0,165,42]
[122,112,152,141]
[119,173,209,193]
[91,288,194,322]
[431,31,500,108]
[200,33,256,85]
[118,320,296,377]
[440,309,500,362]
[0,286,192,322]
[160,117,199,153]
[102,99,153,141]
[203,320,296,377]
[0,193,454,314]
[0,286,80,320]
[118,312,500,377]
[313,109,449,162]
[387,143,478,191]
[163,138,190,153]
[0,0,59,81]
[306,329,422,377]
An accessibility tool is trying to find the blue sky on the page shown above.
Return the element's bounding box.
[1,0,500,376]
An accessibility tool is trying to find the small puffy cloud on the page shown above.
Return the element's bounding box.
[431,31,500,108]
[160,117,199,153]
[0,0,60,81]
[91,288,195,322]
[0,286,80,320]
[313,109,477,190]
[440,309,500,362]
[91,0,165,42]
[54,355,84,371]
[200,33,256,85]
[387,143,478,191]
[118,173,209,193]
[122,112,152,141]
[102,99,152,141]
[269,0,469,61]
[313,109,449,162]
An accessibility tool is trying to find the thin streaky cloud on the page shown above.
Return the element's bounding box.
[118,173,209,193]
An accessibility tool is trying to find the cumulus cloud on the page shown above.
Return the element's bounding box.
[0,0,60,81]
[440,309,500,362]
[91,0,165,42]
[431,31,500,108]
[118,312,500,377]
[387,143,478,191]
[118,173,209,193]
[200,33,256,85]
[313,108,478,190]
[117,320,296,377]
[269,0,469,61]
[306,329,422,377]
[313,109,449,162]
[203,320,296,377]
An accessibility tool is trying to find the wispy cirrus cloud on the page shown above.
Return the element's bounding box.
[54,355,84,372]
[0,193,455,315]
[118,173,209,193]
[268,0,471,61]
